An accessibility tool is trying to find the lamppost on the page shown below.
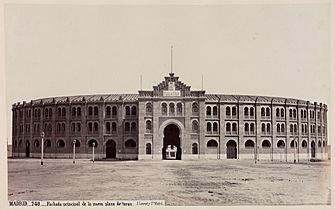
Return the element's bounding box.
[40,131,45,165]
[72,139,76,164]
[92,142,95,163]
[293,136,297,164]
[254,143,257,164]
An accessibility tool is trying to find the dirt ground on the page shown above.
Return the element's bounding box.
[8,158,331,206]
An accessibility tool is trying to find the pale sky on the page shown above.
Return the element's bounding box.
[4,3,331,144]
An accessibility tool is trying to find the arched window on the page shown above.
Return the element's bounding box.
[226,107,231,116]
[250,107,254,116]
[93,107,98,116]
[302,140,307,148]
[71,123,76,132]
[206,106,211,116]
[125,122,130,132]
[213,106,218,116]
[261,108,265,116]
[131,106,137,115]
[289,109,293,118]
[276,108,280,117]
[276,124,280,133]
[112,122,117,133]
[57,123,61,133]
[206,122,212,133]
[293,109,296,118]
[112,106,117,116]
[207,140,218,147]
[290,140,297,148]
[245,140,254,148]
[232,107,237,116]
[213,122,218,132]
[57,139,65,148]
[125,139,136,148]
[146,120,152,133]
[58,107,62,116]
[162,103,167,114]
[277,140,285,148]
[88,107,93,116]
[261,123,266,133]
[192,143,198,154]
[192,102,199,114]
[125,106,130,116]
[62,123,65,132]
[244,107,249,116]
[146,143,151,154]
[250,123,255,132]
[232,123,237,132]
[62,107,66,116]
[169,103,175,114]
[266,107,270,116]
[266,123,271,133]
[318,140,321,147]
[106,106,111,116]
[131,122,137,132]
[49,108,52,117]
[262,140,271,148]
[323,141,326,147]
[77,107,81,116]
[192,120,199,133]
[281,108,285,117]
[88,122,92,132]
[177,103,182,114]
[301,110,303,118]
[281,124,285,133]
[94,122,98,132]
[245,123,249,132]
[226,122,231,132]
[146,103,152,114]
[294,124,297,133]
[106,122,111,133]
[88,139,98,147]
[290,124,293,133]
[77,123,81,132]
[34,140,39,147]
[72,107,76,116]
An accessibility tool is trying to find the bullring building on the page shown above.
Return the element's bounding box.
[11,73,328,161]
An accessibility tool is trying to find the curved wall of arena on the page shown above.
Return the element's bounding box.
[11,93,328,161]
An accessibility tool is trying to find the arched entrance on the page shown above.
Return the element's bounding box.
[106,140,116,159]
[25,141,30,158]
[162,124,181,160]
[227,140,237,159]
[311,141,316,158]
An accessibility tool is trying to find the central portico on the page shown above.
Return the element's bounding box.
[138,73,206,160]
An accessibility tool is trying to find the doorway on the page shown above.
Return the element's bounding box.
[227,140,237,159]
[25,140,30,158]
[162,124,181,160]
[106,140,116,158]
[311,141,316,158]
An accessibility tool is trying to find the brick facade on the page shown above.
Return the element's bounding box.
[11,73,328,161]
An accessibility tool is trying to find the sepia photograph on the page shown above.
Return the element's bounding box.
[2,0,333,208]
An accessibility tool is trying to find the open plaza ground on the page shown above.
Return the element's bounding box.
[8,158,331,206]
